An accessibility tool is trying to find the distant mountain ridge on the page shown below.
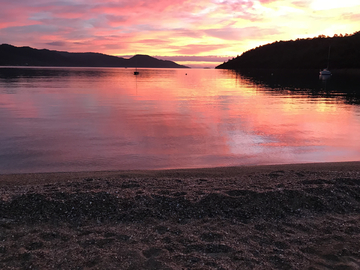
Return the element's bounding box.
[216,31,360,70]
[0,44,189,68]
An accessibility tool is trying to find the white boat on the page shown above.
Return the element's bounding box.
[319,68,331,76]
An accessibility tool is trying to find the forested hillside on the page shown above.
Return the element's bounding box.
[0,44,189,68]
[216,31,360,70]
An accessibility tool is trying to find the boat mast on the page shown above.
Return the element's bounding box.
[326,45,331,69]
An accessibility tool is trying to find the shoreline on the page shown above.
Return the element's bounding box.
[1,160,359,183]
[1,161,360,269]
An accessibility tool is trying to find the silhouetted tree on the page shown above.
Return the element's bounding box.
[216,31,360,70]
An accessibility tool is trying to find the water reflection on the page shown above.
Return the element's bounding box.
[319,74,331,81]
[0,66,111,80]
[0,67,359,173]
[235,69,360,104]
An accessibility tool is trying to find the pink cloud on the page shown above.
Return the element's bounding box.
[343,12,360,21]
[155,55,231,62]
[258,0,278,4]
[45,41,67,47]
[174,44,226,55]
[204,26,281,40]
[291,0,312,8]
[135,39,169,45]
[0,0,250,55]
[1,0,360,60]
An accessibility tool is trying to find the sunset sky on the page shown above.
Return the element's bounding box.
[1,0,360,67]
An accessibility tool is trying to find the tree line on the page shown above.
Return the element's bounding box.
[216,31,360,70]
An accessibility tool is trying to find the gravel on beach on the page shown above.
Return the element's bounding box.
[1,162,360,269]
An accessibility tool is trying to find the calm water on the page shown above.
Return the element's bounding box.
[1,67,360,174]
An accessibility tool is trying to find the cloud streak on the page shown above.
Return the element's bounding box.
[0,0,359,67]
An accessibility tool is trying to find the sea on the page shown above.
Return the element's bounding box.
[1,67,360,174]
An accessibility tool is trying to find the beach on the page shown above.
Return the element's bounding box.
[1,162,360,269]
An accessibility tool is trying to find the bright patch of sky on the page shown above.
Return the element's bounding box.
[311,0,360,10]
[0,0,359,67]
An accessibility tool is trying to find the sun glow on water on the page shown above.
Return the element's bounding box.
[1,67,360,173]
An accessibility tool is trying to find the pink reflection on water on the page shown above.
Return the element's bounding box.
[0,67,360,173]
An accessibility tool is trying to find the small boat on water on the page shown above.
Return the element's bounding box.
[319,68,331,76]
[134,71,139,75]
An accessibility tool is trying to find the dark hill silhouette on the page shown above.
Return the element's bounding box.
[216,31,360,70]
[0,44,189,68]
[128,54,189,68]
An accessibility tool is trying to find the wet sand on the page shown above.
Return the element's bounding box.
[1,162,360,269]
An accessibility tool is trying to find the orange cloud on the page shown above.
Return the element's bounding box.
[0,0,359,67]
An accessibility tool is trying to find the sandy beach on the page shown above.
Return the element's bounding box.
[1,162,360,269]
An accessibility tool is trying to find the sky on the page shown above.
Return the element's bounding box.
[0,0,360,68]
